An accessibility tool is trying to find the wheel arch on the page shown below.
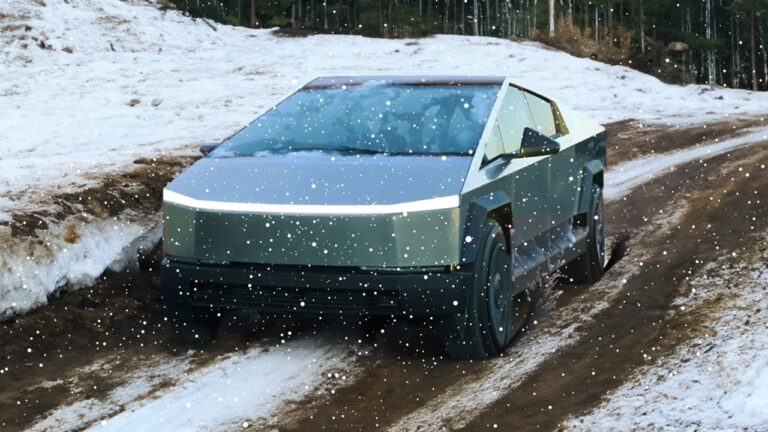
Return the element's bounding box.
[578,159,604,215]
[460,192,513,264]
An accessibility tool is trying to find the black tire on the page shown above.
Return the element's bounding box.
[440,221,533,360]
[161,267,222,343]
[165,301,222,343]
[564,184,606,284]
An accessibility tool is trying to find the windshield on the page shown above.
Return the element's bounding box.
[211,83,500,157]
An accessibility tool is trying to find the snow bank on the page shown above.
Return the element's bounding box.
[0,215,156,317]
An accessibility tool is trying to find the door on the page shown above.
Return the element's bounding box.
[496,86,551,248]
[521,90,578,230]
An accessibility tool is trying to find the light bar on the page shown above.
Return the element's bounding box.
[163,189,459,215]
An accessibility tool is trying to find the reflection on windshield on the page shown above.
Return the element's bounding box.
[211,83,500,157]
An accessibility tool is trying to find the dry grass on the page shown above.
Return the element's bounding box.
[533,19,632,64]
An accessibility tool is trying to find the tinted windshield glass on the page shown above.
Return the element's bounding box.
[211,83,499,157]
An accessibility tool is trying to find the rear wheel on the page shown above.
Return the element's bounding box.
[564,184,606,283]
[441,221,533,359]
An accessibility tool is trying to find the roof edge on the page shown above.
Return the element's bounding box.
[303,75,505,88]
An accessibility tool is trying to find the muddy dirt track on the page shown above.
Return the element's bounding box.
[1,118,766,431]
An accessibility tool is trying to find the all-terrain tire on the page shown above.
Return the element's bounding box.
[564,184,606,284]
[161,276,221,343]
[165,301,222,343]
[440,221,532,360]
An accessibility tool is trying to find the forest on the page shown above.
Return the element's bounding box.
[172,0,768,91]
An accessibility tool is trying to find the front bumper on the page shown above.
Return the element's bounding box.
[163,201,462,268]
[161,258,473,316]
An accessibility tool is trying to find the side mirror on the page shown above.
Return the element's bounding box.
[199,142,220,155]
[516,127,560,158]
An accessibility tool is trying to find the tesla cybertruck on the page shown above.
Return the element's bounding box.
[161,76,606,359]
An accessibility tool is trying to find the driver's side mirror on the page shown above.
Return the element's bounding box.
[199,142,220,155]
[516,127,560,158]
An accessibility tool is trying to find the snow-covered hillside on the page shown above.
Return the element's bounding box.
[2,0,767,213]
[1,0,766,316]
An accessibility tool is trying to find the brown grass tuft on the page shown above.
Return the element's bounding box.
[62,224,79,244]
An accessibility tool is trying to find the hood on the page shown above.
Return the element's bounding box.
[165,152,471,208]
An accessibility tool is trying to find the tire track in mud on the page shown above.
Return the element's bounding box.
[457,144,768,431]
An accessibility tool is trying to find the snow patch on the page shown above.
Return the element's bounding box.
[65,338,355,431]
[28,356,192,432]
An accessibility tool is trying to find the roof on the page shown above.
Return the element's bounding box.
[303,75,505,88]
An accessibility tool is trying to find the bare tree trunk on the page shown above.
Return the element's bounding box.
[607,0,613,46]
[298,0,303,21]
[347,0,352,33]
[732,12,739,88]
[760,17,768,90]
[444,0,450,33]
[310,0,315,27]
[750,0,759,90]
[379,0,384,35]
[473,0,479,35]
[619,0,623,26]
[639,0,645,54]
[548,0,555,37]
[594,6,598,42]
[250,0,258,28]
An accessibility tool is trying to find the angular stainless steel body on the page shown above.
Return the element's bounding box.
[161,76,606,317]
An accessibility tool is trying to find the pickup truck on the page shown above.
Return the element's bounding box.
[161,76,607,359]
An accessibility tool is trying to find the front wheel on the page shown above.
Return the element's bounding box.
[161,276,222,343]
[165,302,222,343]
[440,221,533,360]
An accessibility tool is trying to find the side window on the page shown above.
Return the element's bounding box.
[497,87,536,154]
[483,123,505,165]
[523,91,558,137]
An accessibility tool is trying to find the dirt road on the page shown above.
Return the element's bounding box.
[1,118,766,431]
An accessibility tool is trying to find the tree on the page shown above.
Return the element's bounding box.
[249,0,258,27]
[549,0,555,37]
[751,0,759,90]
[639,0,645,54]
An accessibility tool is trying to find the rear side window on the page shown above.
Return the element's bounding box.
[523,91,558,137]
